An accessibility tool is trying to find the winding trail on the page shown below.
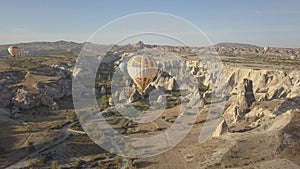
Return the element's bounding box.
[6,122,75,169]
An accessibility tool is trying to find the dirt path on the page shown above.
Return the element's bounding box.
[6,122,75,169]
[231,158,300,169]
[0,108,33,149]
[17,133,33,148]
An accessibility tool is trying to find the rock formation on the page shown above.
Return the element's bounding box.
[212,119,228,137]
[224,78,255,125]
[187,87,205,108]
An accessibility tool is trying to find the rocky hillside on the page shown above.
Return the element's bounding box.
[0,41,82,57]
[1,40,298,59]
[0,41,299,168]
[213,42,299,59]
[0,63,72,120]
[0,41,299,131]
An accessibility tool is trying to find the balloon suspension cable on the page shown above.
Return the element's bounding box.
[141,92,145,100]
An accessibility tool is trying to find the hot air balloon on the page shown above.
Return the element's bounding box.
[127,55,158,93]
[263,46,269,53]
[8,46,20,57]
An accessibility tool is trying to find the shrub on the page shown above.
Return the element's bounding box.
[52,160,58,169]
[198,84,209,93]
[75,160,84,169]
[115,156,122,167]
[70,112,78,122]
[37,155,46,164]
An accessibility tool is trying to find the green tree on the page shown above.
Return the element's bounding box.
[75,160,84,169]
[37,155,46,164]
[52,160,58,169]
[70,112,78,122]
[27,125,33,132]
[115,156,122,168]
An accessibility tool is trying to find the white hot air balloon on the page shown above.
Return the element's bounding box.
[8,46,20,57]
[263,46,269,53]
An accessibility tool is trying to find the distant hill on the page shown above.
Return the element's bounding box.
[214,42,259,49]
[0,41,83,57]
[0,41,298,59]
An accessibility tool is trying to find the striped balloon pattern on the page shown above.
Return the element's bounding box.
[127,55,158,93]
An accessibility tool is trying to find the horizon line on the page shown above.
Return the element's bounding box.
[1,40,299,49]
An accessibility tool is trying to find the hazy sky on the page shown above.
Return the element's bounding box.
[1,0,300,47]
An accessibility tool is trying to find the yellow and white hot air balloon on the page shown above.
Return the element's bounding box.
[127,55,158,93]
[8,46,20,57]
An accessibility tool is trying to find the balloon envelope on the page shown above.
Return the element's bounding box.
[8,46,20,57]
[127,55,158,92]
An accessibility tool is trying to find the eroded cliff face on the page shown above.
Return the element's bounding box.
[148,60,299,133]
[222,68,299,132]
[0,64,72,112]
[12,78,72,110]
[0,71,25,108]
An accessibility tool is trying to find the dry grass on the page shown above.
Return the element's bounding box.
[220,55,300,71]
[10,72,60,93]
[0,54,76,72]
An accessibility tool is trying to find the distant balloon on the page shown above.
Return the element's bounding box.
[119,62,127,73]
[127,55,158,93]
[8,46,20,57]
[263,46,269,53]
